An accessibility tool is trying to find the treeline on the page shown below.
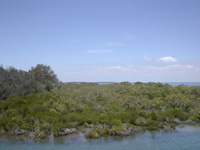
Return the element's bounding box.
[0,64,60,100]
[0,81,200,139]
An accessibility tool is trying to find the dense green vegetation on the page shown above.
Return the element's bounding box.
[0,64,60,100]
[0,65,200,139]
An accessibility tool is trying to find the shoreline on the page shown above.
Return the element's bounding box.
[0,122,197,143]
[0,124,200,144]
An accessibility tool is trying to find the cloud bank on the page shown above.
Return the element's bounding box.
[58,63,200,82]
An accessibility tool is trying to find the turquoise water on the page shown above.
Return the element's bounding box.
[1,125,200,150]
[162,82,200,86]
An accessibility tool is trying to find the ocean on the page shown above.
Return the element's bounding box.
[96,82,200,86]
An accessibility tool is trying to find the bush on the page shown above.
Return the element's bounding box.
[39,133,47,139]
[85,130,99,138]
[108,119,122,126]
[135,117,147,126]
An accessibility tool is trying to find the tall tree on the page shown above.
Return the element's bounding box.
[29,64,59,91]
[0,64,59,100]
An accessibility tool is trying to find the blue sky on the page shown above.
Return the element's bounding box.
[1,0,200,82]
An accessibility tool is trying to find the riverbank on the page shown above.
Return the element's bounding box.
[0,120,196,142]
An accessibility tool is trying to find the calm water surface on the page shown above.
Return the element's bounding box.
[0,125,200,150]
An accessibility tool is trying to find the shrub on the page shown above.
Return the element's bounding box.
[85,130,99,138]
[109,119,122,126]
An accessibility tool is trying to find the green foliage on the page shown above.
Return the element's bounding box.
[0,67,200,138]
[85,125,110,138]
[135,117,148,126]
[29,64,59,91]
[39,133,47,139]
[0,65,60,100]
[150,111,157,121]
[108,119,122,126]
[85,130,99,138]
[164,108,188,120]
[111,125,123,132]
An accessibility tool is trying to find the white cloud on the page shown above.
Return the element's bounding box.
[97,65,136,72]
[104,42,124,46]
[143,64,199,72]
[96,64,199,73]
[144,56,152,61]
[87,50,112,53]
[87,64,199,73]
[157,56,178,63]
